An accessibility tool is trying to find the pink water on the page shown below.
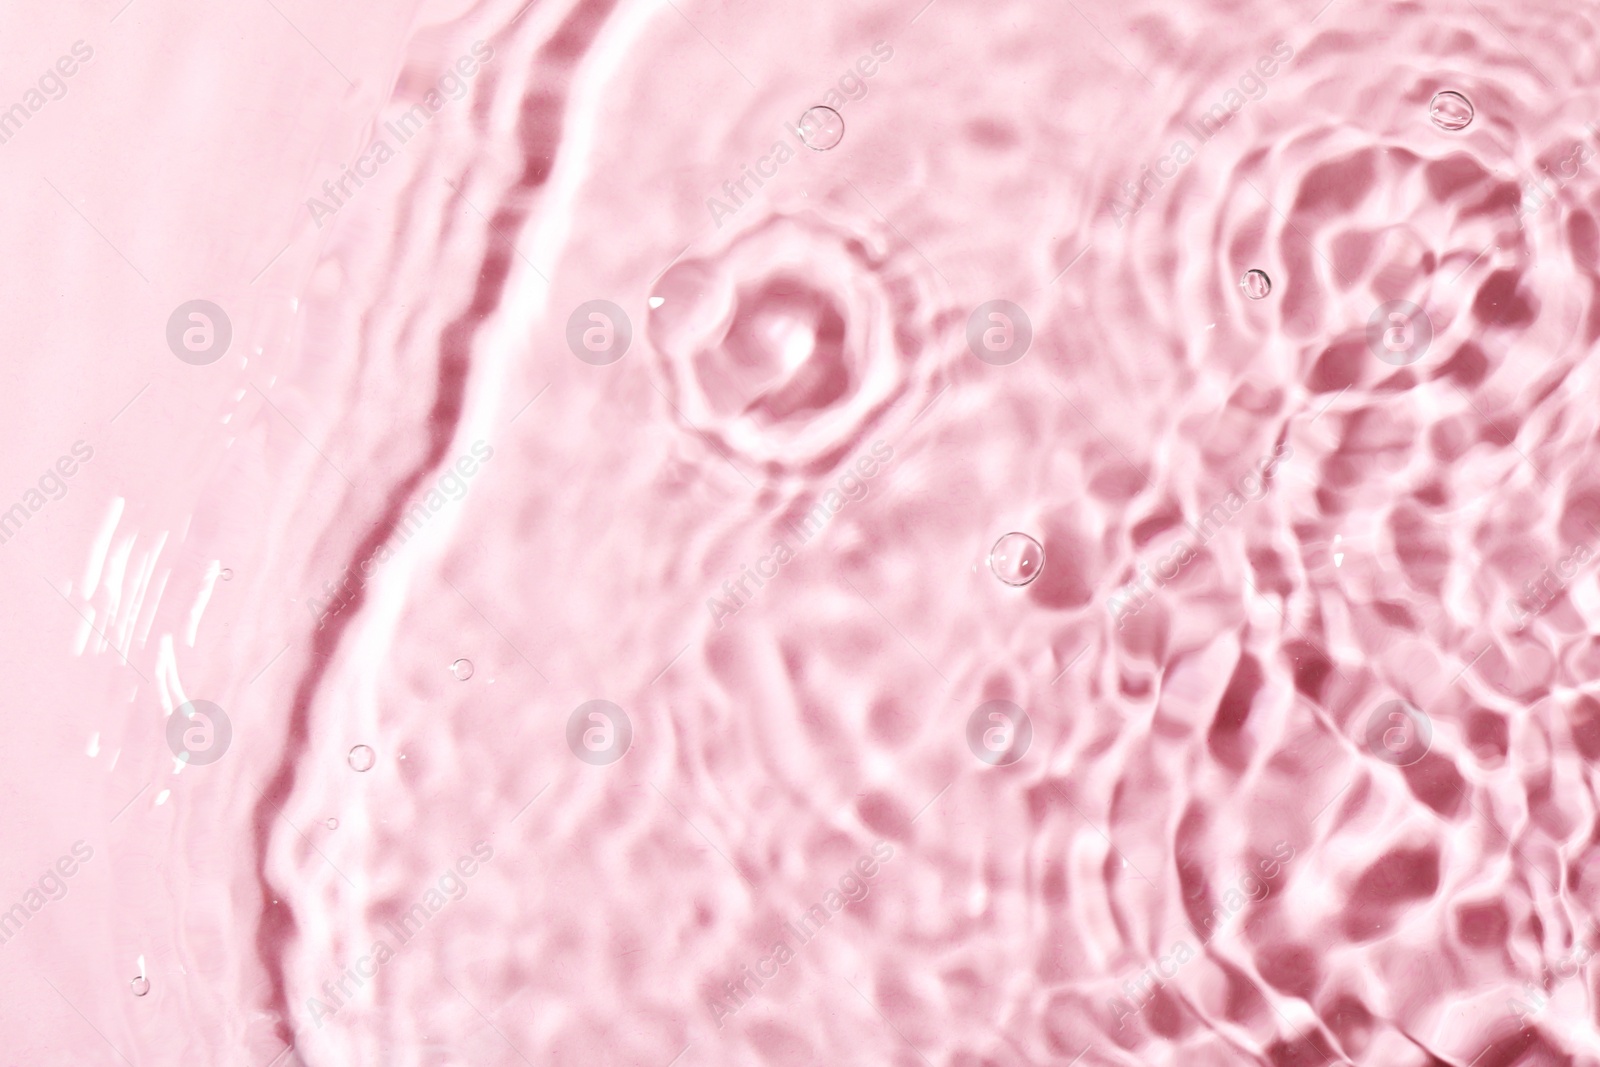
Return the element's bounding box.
[4,0,1600,1064]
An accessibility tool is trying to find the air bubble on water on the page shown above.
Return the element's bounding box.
[1430,90,1473,131]
[989,532,1045,587]
[1240,269,1271,299]
[326,818,338,830]
[451,658,474,681]
[797,106,845,150]
[220,568,233,581]
[347,745,376,772]
[130,975,150,996]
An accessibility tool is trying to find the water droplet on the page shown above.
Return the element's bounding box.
[347,745,375,772]
[1430,90,1473,131]
[989,532,1045,587]
[451,658,474,681]
[1240,269,1272,299]
[219,568,233,581]
[130,976,150,996]
[797,106,845,150]
[326,817,338,830]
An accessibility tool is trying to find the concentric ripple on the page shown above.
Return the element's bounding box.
[645,209,942,475]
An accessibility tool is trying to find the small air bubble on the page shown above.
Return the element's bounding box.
[797,106,845,150]
[219,568,233,581]
[130,976,150,997]
[989,532,1045,587]
[451,658,474,681]
[1430,90,1473,131]
[1240,269,1271,299]
[326,818,338,830]
[347,745,375,772]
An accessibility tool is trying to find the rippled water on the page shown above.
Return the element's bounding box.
[11,0,1600,1064]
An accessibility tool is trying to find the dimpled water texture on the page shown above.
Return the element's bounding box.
[7,1,1600,1066]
